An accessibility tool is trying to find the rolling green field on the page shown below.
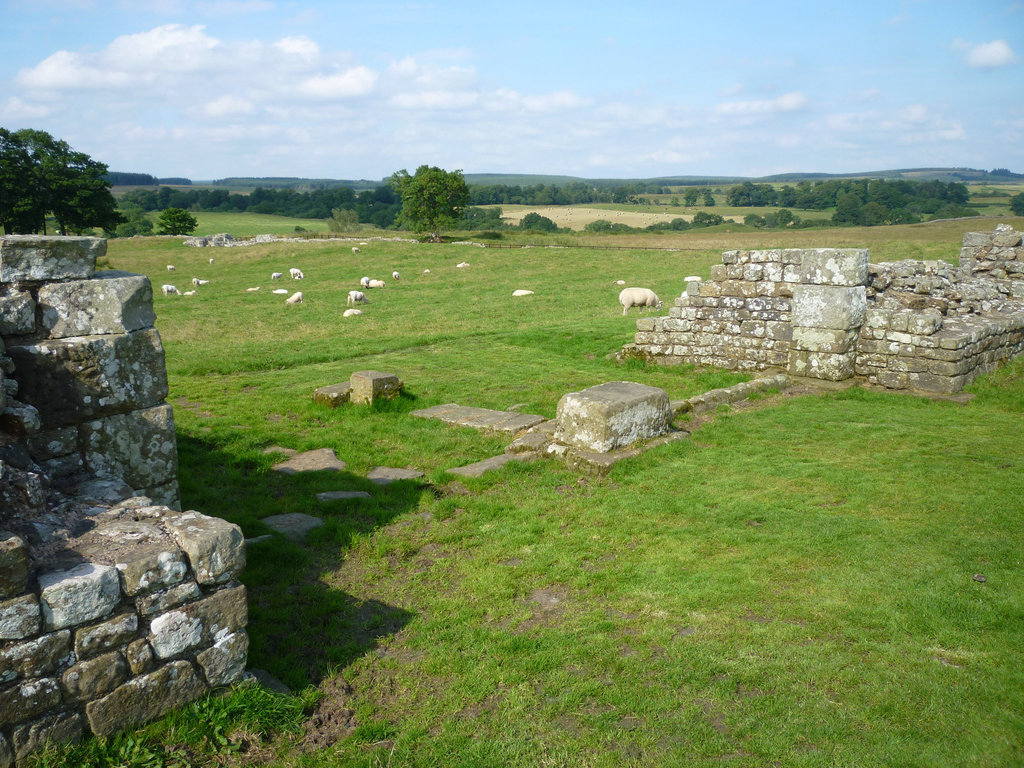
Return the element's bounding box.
[40,219,1024,767]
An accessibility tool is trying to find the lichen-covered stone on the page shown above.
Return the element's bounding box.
[555,381,672,453]
[792,285,867,331]
[800,248,870,287]
[313,383,351,407]
[73,612,138,658]
[0,677,61,725]
[38,563,121,630]
[165,512,245,585]
[61,651,127,700]
[10,710,82,761]
[0,594,40,641]
[196,630,248,687]
[0,290,36,336]
[148,609,204,659]
[349,370,403,405]
[38,272,155,338]
[182,584,248,646]
[0,399,41,437]
[26,427,79,461]
[0,235,102,282]
[80,404,178,491]
[85,660,205,737]
[6,330,168,427]
[0,631,72,684]
[125,639,155,675]
[0,533,28,600]
[136,581,201,617]
[0,732,10,768]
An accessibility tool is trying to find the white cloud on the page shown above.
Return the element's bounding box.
[0,97,53,120]
[274,36,320,59]
[390,90,479,110]
[954,38,1018,68]
[201,95,256,117]
[297,67,378,99]
[715,91,809,116]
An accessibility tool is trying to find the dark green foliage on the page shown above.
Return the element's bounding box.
[519,212,558,232]
[1010,193,1024,216]
[389,165,470,240]
[156,207,198,235]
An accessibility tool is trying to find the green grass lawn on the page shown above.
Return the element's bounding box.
[39,223,1024,767]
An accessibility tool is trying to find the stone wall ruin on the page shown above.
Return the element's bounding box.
[625,226,1024,393]
[0,236,247,766]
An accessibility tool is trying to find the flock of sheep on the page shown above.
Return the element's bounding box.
[158,241,665,318]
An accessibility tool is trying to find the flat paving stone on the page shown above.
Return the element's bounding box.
[366,466,424,483]
[272,448,346,474]
[448,452,538,478]
[412,404,546,433]
[262,512,324,542]
[316,490,372,502]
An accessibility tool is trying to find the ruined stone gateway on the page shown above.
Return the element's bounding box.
[0,236,247,765]
[624,226,1024,393]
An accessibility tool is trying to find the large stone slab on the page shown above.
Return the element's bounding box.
[554,381,671,453]
[272,448,346,474]
[799,248,870,286]
[0,235,103,282]
[791,284,867,331]
[412,404,547,433]
[0,290,35,336]
[349,370,403,405]
[7,329,169,426]
[38,564,121,630]
[262,513,324,542]
[448,452,537,478]
[80,404,178,490]
[164,511,245,586]
[85,660,205,737]
[38,271,156,338]
[312,383,351,408]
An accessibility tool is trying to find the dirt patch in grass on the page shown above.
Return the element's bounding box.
[301,675,357,751]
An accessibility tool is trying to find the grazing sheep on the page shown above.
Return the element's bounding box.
[209,258,214,264]
[360,276,371,288]
[352,246,360,253]
[347,290,369,306]
[343,308,362,317]
[618,287,662,316]
[289,268,304,279]
[456,261,469,268]
[285,291,303,304]
[191,278,210,287]
[161,284,179,295]
[359,242,368,246]
[166,265,175,271]
[613,280,626,285]
[392,271,400,280]
[367,279,385,289]
[183,290,197,296]
[246,287,261,292]
[271,272,283,280]
[423,269,431,274]
[512,289,534,297]
[272,288,289,295]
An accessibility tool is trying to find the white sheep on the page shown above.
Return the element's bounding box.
[191,278,210,287]
[161,284,179,295]
[183,290,197,296]
[613,280,626,286]
[392,271,400,280]
[512,289,534,297]
[367,279,385,289]
[285,291,303,304]
[209,258,214,264]
[423,269,431,274]
[360,276,371,288]
[290,268,304,279]
[348,290,369,306]
[271,272,283,280]
[166,265,175,271]
[359,242,368,246]
[352,246,360,254]
[618,287,662,316]
[246,286,261,292]
[272,288,289,295]
[456,261,469,268]
[343,308,362,317]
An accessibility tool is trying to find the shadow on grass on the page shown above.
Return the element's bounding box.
[176,433,420,690]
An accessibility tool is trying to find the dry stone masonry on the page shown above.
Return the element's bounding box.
[625,226,1024,393]
[0,236,247,766]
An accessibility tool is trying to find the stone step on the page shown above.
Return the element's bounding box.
[261,513,324,542]
[271,448,346,474]
[412,403,546,433]
[448,452,538,478]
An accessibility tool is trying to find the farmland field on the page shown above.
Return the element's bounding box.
[45,217,1024,767]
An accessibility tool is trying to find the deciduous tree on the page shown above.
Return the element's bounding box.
[157,207,198,235]
[389,165,470,241]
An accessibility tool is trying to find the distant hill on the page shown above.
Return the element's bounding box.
[204,176,381,191]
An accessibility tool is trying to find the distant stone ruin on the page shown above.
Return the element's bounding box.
[623,226,1024,393]
[1,237,247,765]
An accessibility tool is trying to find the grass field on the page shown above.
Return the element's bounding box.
[39,218,1024,767]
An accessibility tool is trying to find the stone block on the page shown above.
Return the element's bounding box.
[800,249,869,286]
[0,534,28,600]
[85,660,205,737]
[0,400,40,437]
[38,272,155,338]
[0,595,40,641]
[0,290,35,336]
[0,678,61,725]
[788,349,856,381]
[10,710,82,762]
[149,585,247,660]
[196,630,249,687]
[262,513,323,542]
[792,284,866,331]
[0,235,102,282]
[7,329,169,427]
[312,383,351,408]
[26,427,79,461]
[148,610,204,659]
[164,511,245,585]
[38,563,121,630]
[74,612,138,658]
[791,327,859,354]
[61,651,127,700]
[125,639,155,675]
[554,381,671,453]
[349,370,403,405]
[0,631,72,684]
[136,581,201,617]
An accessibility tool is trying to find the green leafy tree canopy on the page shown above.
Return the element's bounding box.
[157,207,198,235]
[389,165,470,241]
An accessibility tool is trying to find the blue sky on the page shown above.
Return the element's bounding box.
[1,1,1021,180]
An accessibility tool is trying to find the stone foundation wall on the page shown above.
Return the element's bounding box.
[627,226,1024,393]
[0,237,247,766]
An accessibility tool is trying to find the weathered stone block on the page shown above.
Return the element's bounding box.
[148,610,204,659]
[74,612,138,658]
[38,563,121,630]
[788,349,856,381]
[0,235,102,282]
[61,651,127,700]
[792,285,866,331]
[0,399,40,437]
[125,639,155,675]
[196,630,249,687]
[791,327,859,355]
[0,291,35,336]
[349,370,403,405]
[10,710,82,762]
[0,594,40,641]
[165,512,245,585]
[0,677,61,725]
[312,383,351,408]
[0,631,72,684]
[555,381,671,453]
[85,660,205,737]
[136,581,201,617]
[0,534,28,600]
[25,427,79,462]
[7,329,169,426]
[37,272,156,339]
[800,248,869,286]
